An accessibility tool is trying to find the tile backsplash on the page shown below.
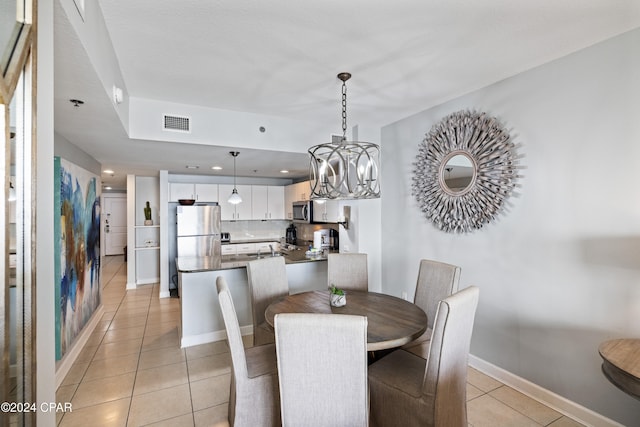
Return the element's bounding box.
[292,223,339,246]
[221,220,338,245]
[222,220,290,242]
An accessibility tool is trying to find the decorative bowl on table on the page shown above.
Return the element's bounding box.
[178,199,196,205]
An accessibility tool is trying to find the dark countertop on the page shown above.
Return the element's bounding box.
[176,248,333,273]
[221,237,282,245]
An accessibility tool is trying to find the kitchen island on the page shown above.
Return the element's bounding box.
[176,249,330,348]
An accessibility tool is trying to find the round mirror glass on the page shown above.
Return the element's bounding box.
[442,153,475,194]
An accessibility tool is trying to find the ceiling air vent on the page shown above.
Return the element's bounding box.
[163,114,191,133]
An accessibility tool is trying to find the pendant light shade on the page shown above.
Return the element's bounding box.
[308,73,381,200]
[228,151,242,205]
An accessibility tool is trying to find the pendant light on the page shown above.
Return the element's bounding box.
[227,151,242,205]
[308,73,381,200]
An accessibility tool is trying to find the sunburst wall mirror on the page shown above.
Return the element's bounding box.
[412,110,522,233]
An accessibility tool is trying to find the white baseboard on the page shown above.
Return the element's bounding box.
[180,325,253,348]
[159,291,171,298]
[468,354,624,427]
[126,278,159,289]
[55,305,105,388]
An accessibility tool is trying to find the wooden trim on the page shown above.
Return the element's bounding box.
[0,24,33,105]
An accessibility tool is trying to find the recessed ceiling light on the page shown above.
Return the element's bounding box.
[103,169,114,174]
[104,186,112,190]
[280,170,289,174]
[212,166,222,170]
[185,165,200,169]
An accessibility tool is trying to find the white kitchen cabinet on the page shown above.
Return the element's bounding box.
[287,181,310,203]
[235,243,256,254]
[296,181,310,202]
[267,186,285,220]
[194,183,219,202]
[313,200,340,223]
[250,185,285,220]
[169,183,219,202]
[219,184,252,220]
[169,183,195,201]
[221,245,237,256]
[223,242,280,256]
[284,184,297,220]
[251,186,269,219]
[324,200,340,222]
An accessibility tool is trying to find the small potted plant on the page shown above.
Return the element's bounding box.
[144,201,153,225]
[329,284,346,307]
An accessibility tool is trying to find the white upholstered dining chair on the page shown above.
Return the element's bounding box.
[274,313,369,427]
[368,286,479,427]
[402,259,461,358]
[216,276,280,426]
[246,256,289,346]
[327,252,368,292]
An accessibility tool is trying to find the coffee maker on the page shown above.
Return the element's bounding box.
[286,224,297,245]
[329,229,339,250]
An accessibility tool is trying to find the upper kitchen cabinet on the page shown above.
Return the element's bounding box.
[287,181,310,202]
[168,183,219,202]
[169,183,194,201]
[313,199,340,223]
[219,184,252,220]
[284,184,297,220]
[195,184,219,202]
[268,186,285,220]
[285,181,312,219]
[251,186,285,220]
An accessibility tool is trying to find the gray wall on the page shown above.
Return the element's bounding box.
[381,28,640,425]
[54,132,102,177]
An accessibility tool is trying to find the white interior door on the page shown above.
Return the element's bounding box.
[103,195,128,255]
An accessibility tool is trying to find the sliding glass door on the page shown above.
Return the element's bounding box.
[1,0,36,426]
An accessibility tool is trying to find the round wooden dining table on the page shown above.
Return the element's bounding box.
[265,290,428,351]
[598,338,640,400]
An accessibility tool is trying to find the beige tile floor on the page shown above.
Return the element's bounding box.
[56,255,587,427]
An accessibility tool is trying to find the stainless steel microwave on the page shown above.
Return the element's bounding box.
[292,201,313,223]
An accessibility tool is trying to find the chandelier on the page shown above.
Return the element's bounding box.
[308,73,381,200]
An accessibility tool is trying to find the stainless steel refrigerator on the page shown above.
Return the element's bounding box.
[176,204,222,262]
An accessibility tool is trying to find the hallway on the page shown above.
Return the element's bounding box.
[56,256,232,426]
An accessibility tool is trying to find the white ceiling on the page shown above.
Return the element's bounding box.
[53,0,640,190]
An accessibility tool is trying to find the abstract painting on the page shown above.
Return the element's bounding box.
[54,157,101,360]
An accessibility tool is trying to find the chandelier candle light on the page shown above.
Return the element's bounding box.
[308,73,381,200]
[228,151,242,205]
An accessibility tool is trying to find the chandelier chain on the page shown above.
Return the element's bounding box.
[341,80,348,141]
